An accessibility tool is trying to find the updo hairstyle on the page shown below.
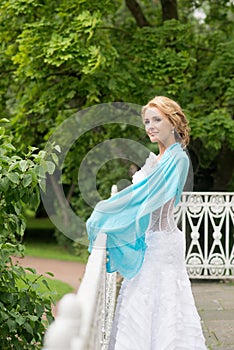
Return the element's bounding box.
[142,96,190,147]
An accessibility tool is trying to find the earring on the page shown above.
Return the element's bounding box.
[171,128,175,134]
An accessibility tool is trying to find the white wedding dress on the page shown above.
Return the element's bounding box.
[108,152,207,350]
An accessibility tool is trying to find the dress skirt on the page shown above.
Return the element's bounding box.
[108,227,207,350]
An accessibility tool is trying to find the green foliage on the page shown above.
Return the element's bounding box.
[0,120,59,349]
[53,228,76,253]
[73,242,90,264]
[17,273,74,303]
[0,244,54,349]
[0,0,234,203]
[0,119,56,244]
[1,120,37,244]
[189,108,234,167]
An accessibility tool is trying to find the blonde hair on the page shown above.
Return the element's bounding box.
[142,96,190,147]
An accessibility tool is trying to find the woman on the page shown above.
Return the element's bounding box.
[87,96,207,349]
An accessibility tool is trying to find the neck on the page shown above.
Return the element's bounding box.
[157,138,176,156]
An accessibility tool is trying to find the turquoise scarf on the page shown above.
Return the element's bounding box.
[86,142,189,279]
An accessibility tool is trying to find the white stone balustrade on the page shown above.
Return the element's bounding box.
[43,187,117,350]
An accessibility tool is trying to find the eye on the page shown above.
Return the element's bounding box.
[153,117,161,122]
[144,119,150,125]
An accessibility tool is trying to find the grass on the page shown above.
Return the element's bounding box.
[24,241,84,262]
[26,217,55,230]
[17,272,74,302]
[24,216,89,263]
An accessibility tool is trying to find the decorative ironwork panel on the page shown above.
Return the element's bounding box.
[174,192,234,279]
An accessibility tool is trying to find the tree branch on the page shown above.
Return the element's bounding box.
[125,0,150,27]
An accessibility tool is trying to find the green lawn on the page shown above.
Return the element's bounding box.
[17,273,74,302]
[24,240,89,264]
[25,241,84,262]
[24,217,89,264]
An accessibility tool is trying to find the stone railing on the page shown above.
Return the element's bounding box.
[43,191,234,350]
[42,186,118,350]
[43,233,117,350]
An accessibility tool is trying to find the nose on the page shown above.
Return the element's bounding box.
[146,121,154,130]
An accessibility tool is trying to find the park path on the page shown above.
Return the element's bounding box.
[192,280,234,350]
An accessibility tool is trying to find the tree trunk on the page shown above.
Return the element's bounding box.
[125,0,150,27]
[160,0,178,21]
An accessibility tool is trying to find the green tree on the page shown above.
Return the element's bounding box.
[0,0,233,197]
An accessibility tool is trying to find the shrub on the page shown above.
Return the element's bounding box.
[0,118,58,349]
[0,243,54,349]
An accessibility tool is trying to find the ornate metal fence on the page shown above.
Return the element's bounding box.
[176,192,234,279]
[43,191,234,350]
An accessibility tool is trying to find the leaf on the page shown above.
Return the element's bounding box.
[46,161,56,175]
[6,172,20,184]
[0,155,10,163]
[35,304,45,317]
[0,177,9,191]
[51,152,59,165]
[38,178,46,192]
[34,164,46,178]
[22,174,32,187]
[54,144,61,152]
[8,162,19,172]
[41,279,51,291]
[14,202,22,215]
[0,118,10,123]
[19,160,28,172]
[45,271,54,277]
[28,191,40,208]
[39,158,48,172]
[7,319,17,331]
[24,322,34,335]
[28,146,39,152]
[24,267,36,274]
[38,150,46,158]
[28,315,38,322]
[16,315,26,326]
[3,143,16,151]
[11,155,22,161]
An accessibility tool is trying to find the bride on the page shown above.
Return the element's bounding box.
[87,96,207,349]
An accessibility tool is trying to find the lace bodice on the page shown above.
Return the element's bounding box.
[132,152,177,233]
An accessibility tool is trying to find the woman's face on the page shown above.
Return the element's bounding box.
[143,107,175,146]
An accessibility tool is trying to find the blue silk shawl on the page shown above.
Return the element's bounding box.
[86,142,189,279]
